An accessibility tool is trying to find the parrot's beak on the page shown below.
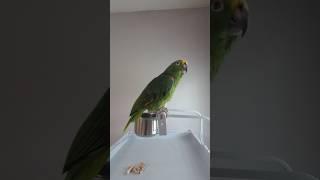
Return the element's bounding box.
[230,4,248,38]
[183,61,188,73]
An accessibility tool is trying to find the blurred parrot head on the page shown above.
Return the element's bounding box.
[211,0,248,39]
[165,59,188,75]
[211,0,248,79]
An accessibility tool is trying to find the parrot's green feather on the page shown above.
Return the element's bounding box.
[130,75,175,114]
[64,147,107,180]
[124,60,187,131]
[63,89,109,180]
[211,33,237,78]
[123,74,175,132]
[123,110,143,132]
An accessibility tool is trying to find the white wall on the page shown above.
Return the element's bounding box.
[111,8,210,144]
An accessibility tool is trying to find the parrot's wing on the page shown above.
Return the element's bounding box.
[130,75,174,115]
[63,89,109,173]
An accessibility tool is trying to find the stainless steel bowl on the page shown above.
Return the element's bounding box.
[134,113,158,137]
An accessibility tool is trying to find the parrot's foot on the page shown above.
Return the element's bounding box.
[157,107,168,118]
[158,107,168,113]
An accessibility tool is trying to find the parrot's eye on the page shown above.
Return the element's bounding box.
[211,0,224,12]
[175,61,180,65]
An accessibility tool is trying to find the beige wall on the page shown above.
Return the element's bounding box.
[111,8,210,144]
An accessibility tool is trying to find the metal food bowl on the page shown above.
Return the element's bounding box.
[134,112,167,137]
[134,113,158,137]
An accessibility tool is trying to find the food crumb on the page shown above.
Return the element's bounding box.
[126,162,145,175]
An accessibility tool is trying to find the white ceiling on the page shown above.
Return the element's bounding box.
[111,0,209,13]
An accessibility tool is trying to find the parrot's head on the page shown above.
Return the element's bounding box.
[211,0,248,79]
[165,59,188,76]
[211,0,248,39]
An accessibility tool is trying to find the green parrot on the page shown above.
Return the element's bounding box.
[211,0,249,79]
[123,59,188,131]
[63,89,109,180]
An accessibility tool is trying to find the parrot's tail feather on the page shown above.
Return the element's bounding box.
[123,111,142,132]
[64,147,107,180]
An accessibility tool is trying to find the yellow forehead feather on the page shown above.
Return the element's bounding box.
[179,59,188,65]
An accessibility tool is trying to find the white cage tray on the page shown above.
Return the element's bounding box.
[110,131,210,180]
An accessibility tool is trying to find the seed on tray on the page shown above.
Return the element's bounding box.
[126,162,145,175]
[126,166,134,175]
